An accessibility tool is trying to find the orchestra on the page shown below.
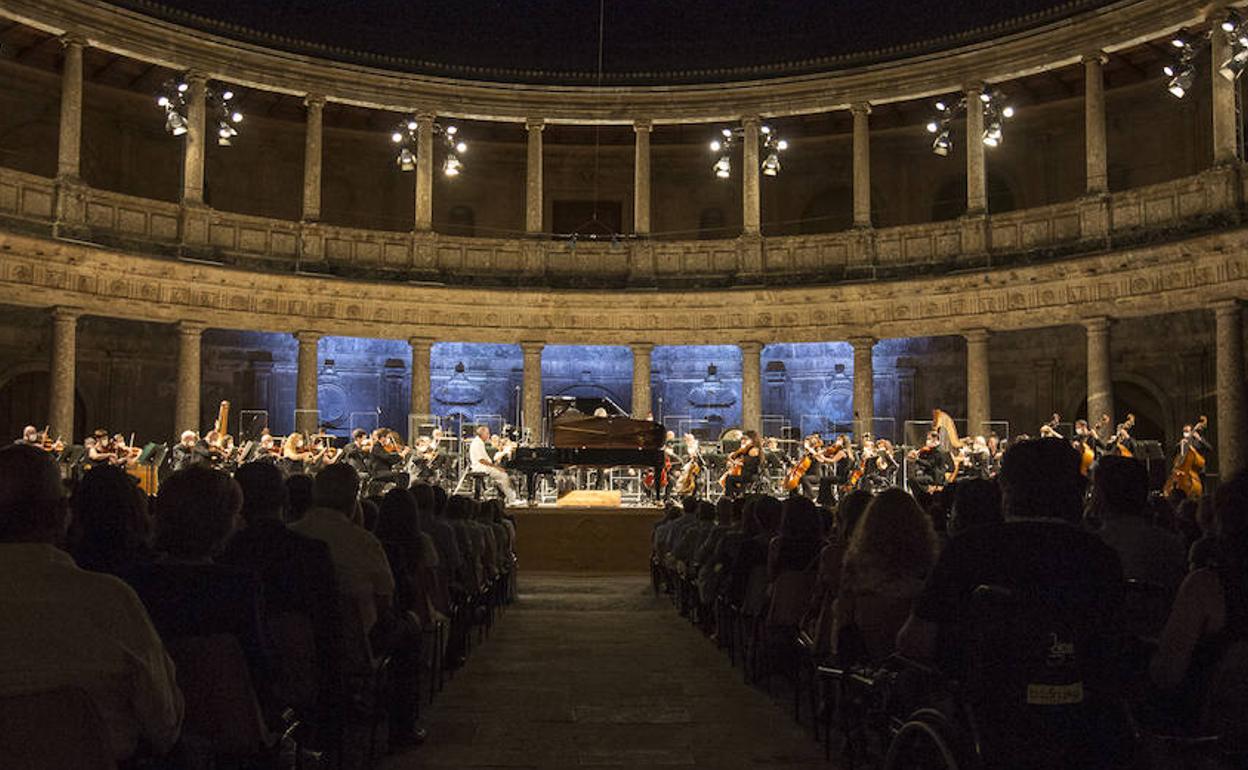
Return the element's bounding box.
[14,398,1222,508]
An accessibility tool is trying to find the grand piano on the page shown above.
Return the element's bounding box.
[509,396,666,503]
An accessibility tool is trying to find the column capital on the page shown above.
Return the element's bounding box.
[1082,316,1112,334]
[303,93,326,109]
[294,330,322,345]
[741,114,762,129]
[1213,298,1244,316]
[414,111,437,125]
[176,320,208,336]
[58,32,88,49]
[525,117,546,132]
[50,306,83,323]
[520,340,545,355]
[848,335,877,351]
[739,340,764,355]
[408,335,435,349]
[964,328,991,344]
[850,102,872,116]
[1081,50,1108,65]
[630,341,654,355]
[963,82,986,96]
[183,70,210,86]
[632,119,653,133]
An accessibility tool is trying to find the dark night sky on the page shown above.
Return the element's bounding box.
[110,0,1107,81]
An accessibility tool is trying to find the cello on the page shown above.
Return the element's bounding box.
[783,435,822,491]
[1163,416,1208,500]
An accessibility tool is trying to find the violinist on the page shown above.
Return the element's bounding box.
[367,428,409,489]
[340,429,371,474]
[409,428,445,483]
[253,432,280,464]
[16,425,40,446]
[171,430,213,471]
[910,430,952,493]
[281,431,323,474]
[87,430,126,468]
[723,430,762,498]
[960,435,994,480]
[861,438,899,490]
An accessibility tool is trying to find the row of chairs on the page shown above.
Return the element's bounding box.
[0,561,518,770]
[653,558,1248,770]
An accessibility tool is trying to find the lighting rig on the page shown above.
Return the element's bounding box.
[391,118,467,176]
[709,124,788,179]
[156,78,244,145]
[1165,12,1248,99]
[924,89,1015,156]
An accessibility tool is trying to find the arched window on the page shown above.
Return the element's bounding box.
[447,205,475,236]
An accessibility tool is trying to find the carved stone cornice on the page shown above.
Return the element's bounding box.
[5,225,1243,347]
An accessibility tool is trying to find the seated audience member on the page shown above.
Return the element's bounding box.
[896,438,1129,769]
[1187,496,1221,572]
[728,496,782,614]
[0,445,183,761]
[123,466,277,712]
[285,473,315,522]
[947,478,1003,537]
[672,500,716,571]
[832,488,938,663]
[218,462,340,684]
[767,495,823,582]
[1150,470,1248,729]
[289,464,395,638]
[806,490,873,656]
[1090,455,1186,597]
[69,464,156,575]
[375,487,440,627]
[413,482,464,597]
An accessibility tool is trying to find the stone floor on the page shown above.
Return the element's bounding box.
[380,574,830,769]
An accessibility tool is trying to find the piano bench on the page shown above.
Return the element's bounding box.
[465,471,490,500]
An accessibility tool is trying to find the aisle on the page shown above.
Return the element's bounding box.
[381,575,828,769]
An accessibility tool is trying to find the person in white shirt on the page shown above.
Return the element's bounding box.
[0,444,183,761]
[469,426,518,503]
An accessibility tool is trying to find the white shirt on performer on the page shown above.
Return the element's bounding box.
[469,435,492,472]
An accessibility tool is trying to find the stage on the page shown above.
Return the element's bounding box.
[510,504,664,574]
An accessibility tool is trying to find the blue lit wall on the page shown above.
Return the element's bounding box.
[652,345,742,434]
[430,342,522,428]
[542,345,632,414]
[762,342,854,437]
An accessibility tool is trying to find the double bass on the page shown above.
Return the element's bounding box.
[1114,413,1136,458]
[1163,416,1208,500]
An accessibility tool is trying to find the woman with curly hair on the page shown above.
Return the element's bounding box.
[831,488,939,664]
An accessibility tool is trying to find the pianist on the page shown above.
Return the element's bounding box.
[470,426,519,505]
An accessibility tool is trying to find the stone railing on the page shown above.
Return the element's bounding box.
[1,163,1243,289]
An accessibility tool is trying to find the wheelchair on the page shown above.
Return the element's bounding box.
[823,583,1141,770]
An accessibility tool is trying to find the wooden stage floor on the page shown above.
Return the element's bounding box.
[510,505,664,574]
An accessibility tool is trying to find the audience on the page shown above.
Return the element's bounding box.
[69,464,156,575]
[122,466,278,714]
[947,478,1002,537]
[285,473,314,522]
[832,488,938,663]
[1090,455,1186,596]
[0,445,183,761]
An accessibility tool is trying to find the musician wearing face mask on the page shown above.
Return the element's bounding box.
[367,428,410,490]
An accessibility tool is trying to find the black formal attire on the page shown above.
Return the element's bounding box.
[724,451,761,498]
[367,443,409,489]
[170,441,214,472]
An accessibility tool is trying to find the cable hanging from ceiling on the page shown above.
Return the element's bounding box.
[391,118,468,176]
[156,76,244,145]
[924,88,1014,156]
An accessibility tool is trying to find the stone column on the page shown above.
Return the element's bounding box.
[741,116,761,235]
[850,336,876,438]
[740,341,763,433]
[521,342,544,437]
[414,113,435,232]
[965,85,987,214]
[182,73,208,205]
[525,119,545,234]
[633,120,652,235]
[57,35,85,180]
[631,342,653,419]
[1083,53,1108,194]
[409,336,433,417]
[851,103,872,227]
[174,321,205,433]
[1215,300,1246,477]
[301,94,325,222]
[965,328,991,437]
[1084,317,1113,424]
[1212,30,1240,165]
[295,331,321,435]
[48,308,80,443]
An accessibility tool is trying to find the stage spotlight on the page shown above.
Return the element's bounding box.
[165,110,187,136]
[1168,68,1195,98]
[443,153,462,176]
[762,151,781,176]
[397,147,416,171]
[714,155,731,179]
[391,132,404,143]
[455,141,468,153]
[932,130,951,157]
